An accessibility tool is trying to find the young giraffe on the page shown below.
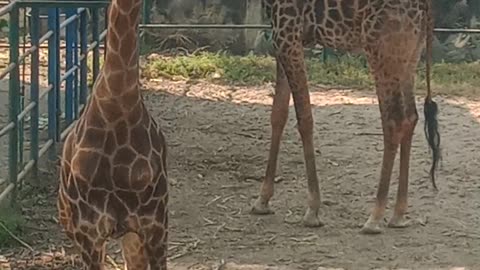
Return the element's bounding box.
[251,0,441,234]
[57,0,169,269]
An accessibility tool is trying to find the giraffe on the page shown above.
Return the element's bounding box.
[251,0,441,234]
[57,0,169,268]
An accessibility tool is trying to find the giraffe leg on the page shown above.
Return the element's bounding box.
[144,224,168,270]
[121,232,149,270]
[74,232,106,270]
[388,76,418,229]
[277,53,322,227]
[360,34,423,234]
[360,63,400,234]
[252,61,291,215]
[387,134,413,228]
[57,188,108,269]
[361,125,399,234]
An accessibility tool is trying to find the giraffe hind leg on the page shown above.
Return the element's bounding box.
[251,61,291,215]
[387,76,419,229]
[145,224,168,270]
[361,41,420,234]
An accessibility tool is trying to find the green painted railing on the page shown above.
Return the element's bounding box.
[0,0,109,205]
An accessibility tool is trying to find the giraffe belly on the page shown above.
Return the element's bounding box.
[302,20,364,54]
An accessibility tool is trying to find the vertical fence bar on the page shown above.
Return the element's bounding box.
[65,8,75,125]
[141,0,150,46]
[47,8,58,159]
[142,0,151,25]
[91,7,100,82]
[54,8,61,141]
[73,9,79,119]
[103,5,108,60]
[29,7,40,181]
[8,5,20,204]
[18,8,26,175]
[79,9,87,107]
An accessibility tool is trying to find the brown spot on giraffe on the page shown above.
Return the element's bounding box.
[57,0,169,268]
[252,0,440,234]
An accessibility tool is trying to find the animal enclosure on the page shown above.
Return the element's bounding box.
[0,0,479,269]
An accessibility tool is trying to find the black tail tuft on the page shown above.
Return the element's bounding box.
[423,97,441,190]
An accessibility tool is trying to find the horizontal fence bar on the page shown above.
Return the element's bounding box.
[17,101,36,123]
[0,1,14,17]
[60,65,78,83]
[0,122,14,138]
[140,24,271,29]
[38,139,54,159]
[433,28,480,34]
[0,183,14,205]
[17,0,109,8]
[59,13,80,31]
[17,159,35,183]
[60,118,77,140]
[139,24,480,34]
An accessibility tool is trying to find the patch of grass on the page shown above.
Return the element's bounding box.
[0,203,25,248]
[142,52,480,97]
[142,52,276,84]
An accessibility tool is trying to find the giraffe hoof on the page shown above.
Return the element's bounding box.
[388,216,411,229]
[250,198,275,215]
[360,219,383,235]
[302,208,324,227]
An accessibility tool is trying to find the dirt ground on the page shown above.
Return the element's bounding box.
[1,80,480,270]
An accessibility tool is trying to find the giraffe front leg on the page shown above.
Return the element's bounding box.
[277,51,323,228]
[251,61,291,215]
[121,232,149,270]
[73,232,107,270]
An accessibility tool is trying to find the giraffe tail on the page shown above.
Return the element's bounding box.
[423,0,441,190]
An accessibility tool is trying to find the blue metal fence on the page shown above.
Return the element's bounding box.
[0,0,109,205]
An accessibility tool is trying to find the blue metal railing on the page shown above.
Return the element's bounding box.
[0,0,109,205]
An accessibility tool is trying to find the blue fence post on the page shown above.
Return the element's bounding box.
[65,8,75,125]
[54,9,61,141]
[91,7,100,82]
[72,9,79,119]
[47,8,59,159]
[29,7,40,181]
[8,5,20,205]
[79,9,88,108]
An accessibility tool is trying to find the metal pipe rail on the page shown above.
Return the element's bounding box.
[138,23,480,34]
[0,0,108,206]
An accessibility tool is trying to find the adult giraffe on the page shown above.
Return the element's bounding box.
[251,0,441,234]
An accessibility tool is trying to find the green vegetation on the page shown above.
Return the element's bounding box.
[0,204,25,248]
[142,52,480,97]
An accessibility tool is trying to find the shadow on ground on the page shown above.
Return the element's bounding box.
[0,80,479,270]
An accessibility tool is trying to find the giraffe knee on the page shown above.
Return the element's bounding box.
[383,110,418,144]
[296,114,314,136]
[270,107,288,129]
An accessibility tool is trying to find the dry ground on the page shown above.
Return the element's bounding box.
[1,80,480,270]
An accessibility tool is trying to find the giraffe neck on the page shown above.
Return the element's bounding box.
[93,0,142,106]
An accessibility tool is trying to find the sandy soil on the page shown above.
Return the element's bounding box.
[1,80,479,270]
